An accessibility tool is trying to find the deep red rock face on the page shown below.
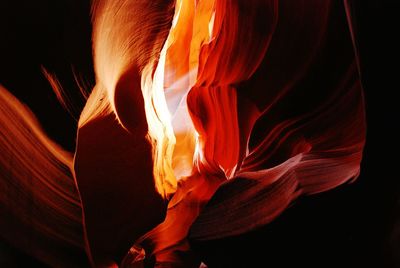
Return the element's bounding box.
[0,0,366,267]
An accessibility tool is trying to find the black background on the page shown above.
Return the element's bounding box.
[0,0,399,267]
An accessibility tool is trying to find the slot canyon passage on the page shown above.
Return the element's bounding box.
[0,0,399,267]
